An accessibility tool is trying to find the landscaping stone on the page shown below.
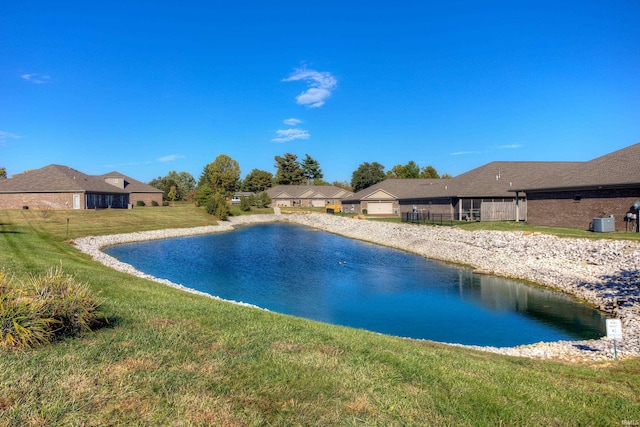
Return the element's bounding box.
[73,212,640,363]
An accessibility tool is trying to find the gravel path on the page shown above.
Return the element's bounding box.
[73,212,640,363]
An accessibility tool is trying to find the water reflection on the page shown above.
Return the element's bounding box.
[104,223,606,346]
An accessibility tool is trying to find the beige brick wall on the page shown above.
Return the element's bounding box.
[0,193,77,210]
[130,193,163,207]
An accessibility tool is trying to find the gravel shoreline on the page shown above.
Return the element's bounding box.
[73,212,640,363]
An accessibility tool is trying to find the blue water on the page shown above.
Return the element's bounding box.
[104,223,607,346]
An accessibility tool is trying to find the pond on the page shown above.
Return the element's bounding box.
[104,223,607,347]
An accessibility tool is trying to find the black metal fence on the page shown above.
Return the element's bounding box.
[401,212,455,226]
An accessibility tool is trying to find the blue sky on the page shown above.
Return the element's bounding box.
[2,1,639,184]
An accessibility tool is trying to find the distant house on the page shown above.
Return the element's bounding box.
[231,192,254,204]
[343,142,640,229]
[266,185,353,208]
[511,143,640,231]
[342,161,574,221]
[0,165,162,209]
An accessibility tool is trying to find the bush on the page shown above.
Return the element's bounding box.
[205,193,230,220]
[151,200,160,206]
[239,196,251,212]
[136,200,146,207]
[0,268,106,350]
[362,209,368,215]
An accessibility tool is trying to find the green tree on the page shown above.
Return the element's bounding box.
[167,185,178,206]
[249,192,271,208]
[242,168,273,192]
[239,196,251,212]
[199,154,241,197]
[420,165,440,179]
[149,170,195,201]
[441,172,453,179]
[386,161,420,178]
[195,185,214,207]
[205,193,230,220]
[301,154,323,184]
[351,162,386,192]
[332,180,352,191]
[274,153,303,185]
[0,167,6,179]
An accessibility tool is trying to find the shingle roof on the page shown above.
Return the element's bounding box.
[514,142,640,191]
[100,171,163,194]
[453,161,582,196]
[0,165,129,194]
[344,143,640,200]
[266,185,353,199]
[343,179,449,202]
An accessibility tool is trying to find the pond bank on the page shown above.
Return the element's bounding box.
[73,213,640,363]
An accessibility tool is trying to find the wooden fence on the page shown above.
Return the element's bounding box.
[480,201,526,222]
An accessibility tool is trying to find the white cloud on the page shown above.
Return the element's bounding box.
[282,67,337,108]
[21,73,51,84]
[284,118,302,126]
[272,128,310,143]
[497,144,524,149]
[157,154,185,162]
[0,131,22,140]
[449,151,482,156]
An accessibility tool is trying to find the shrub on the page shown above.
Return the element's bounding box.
[0,268,106,350]
[239,196,251,212]
[151,200,160,206]
[136,200,146,207]
[206,193,230,220]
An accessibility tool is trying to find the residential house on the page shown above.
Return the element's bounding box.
[343,161,575,221]
[511,143,640,231]
[266,185,353,208]
[0,165,162,209]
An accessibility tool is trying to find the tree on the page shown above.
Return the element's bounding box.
[149,170,195,201]
[167,185,178,206]
[242,169,273,192]
[441,173,453,179]
[0,167,6,179]
[205,193,230,220]
[387,161,420,178]
[332,180,352,191]
[195,185,214,207]
[420,165,440,179]
[199,154,241,197]
[301,154,323,184]
[351,162,386,192]
[274,153,303,185]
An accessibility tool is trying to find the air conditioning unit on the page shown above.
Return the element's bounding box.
[593,216,615,233]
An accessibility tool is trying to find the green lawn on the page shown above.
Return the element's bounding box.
[1,206,638,426]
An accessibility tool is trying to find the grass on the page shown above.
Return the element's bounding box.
[0,206,639,426]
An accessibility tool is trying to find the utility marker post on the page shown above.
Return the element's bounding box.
[606,318,623,360]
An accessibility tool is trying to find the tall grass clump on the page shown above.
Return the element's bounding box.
[0,267,106,350]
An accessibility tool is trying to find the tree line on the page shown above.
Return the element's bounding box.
[146,153,450,205]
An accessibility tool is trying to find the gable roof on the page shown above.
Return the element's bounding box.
[266,185,353,199]
[100,171,163,194]
[343,179,448,202]
[452,161,582,197]
[513,142,640,191]
[0,165,129,194]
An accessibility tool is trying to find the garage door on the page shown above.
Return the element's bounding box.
[367,202,393,214]
[312,199,326,207]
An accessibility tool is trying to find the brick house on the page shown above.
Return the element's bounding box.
[266,185,353,208]
[0,165,162,209]
[342,161,573,221]
[512,143,640,231]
